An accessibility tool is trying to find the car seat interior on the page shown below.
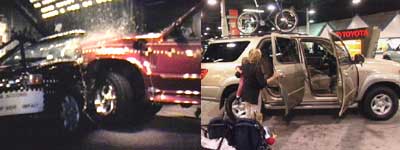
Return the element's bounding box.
[301,40,337,97]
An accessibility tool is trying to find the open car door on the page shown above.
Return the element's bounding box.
[271,33,306,116]
[329,32,358,117]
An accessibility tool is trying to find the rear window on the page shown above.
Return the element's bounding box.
[202,41,250,63]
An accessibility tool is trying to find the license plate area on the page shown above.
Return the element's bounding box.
[0,90,44,116]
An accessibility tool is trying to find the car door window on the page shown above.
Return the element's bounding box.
[333,42,352,65]
[202,41,250,63]
[275,38,299,64]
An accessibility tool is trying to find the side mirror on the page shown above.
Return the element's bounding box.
[133,40,148,51]
[353,54,365,64]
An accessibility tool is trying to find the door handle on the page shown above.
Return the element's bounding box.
[276,70,285,78]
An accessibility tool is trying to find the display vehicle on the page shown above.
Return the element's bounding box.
[201,32,400,121]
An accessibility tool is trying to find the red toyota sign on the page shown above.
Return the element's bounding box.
[335,28,369,39]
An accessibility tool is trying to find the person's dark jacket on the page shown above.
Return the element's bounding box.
[241,62,267,104]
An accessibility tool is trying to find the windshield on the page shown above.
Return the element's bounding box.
[0,37,81,66]
[28,37,81,59]
[330,33,352,65]
[202,41,250,63]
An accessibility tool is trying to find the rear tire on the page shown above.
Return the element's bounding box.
[361,86,398,121]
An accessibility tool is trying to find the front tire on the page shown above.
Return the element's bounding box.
[88,72,145,125]
[225,92,247,121]
[361,86,398,121]
[52,88,84,137]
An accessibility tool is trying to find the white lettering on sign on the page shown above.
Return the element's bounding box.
[0,90,44,116]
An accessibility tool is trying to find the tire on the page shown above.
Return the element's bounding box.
[88,72,146,125]
[361,86,399,121]
[225,91,245,121]
[383,55,391,60]
[49,88,84,137]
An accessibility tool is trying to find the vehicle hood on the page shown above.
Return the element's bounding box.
[359,58,400,74]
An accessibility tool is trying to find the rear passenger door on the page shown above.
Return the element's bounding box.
[271,33,306,116]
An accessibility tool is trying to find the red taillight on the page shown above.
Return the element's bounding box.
[266,137,275,145]
[200,69,208,80]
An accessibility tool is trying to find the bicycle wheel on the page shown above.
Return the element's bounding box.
[274,9,298,33]
[237,12,259,34]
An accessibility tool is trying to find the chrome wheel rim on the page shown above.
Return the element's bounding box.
[371,93,393,116]
[94,80,117,116]
[231,99,247,118]
[61,95,80,132]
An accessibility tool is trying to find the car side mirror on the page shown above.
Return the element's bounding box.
[353,54,365,64]
[133,40,148,51]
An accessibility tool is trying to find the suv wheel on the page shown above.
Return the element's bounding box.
[361,86,399,121]
[89,72,145,124]
[59,94,81,133]
[52,88,84,136]
[225,92,247,121]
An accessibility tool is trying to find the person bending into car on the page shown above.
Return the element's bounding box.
[240,48,281,122]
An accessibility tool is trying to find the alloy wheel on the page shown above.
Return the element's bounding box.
[94,80,117,116]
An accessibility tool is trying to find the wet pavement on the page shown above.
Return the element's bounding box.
[0,105,200,150]
[202,100,400,150]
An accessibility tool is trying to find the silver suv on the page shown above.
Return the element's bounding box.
[201,33,400,120]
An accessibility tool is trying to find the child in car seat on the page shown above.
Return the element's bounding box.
[235,57,249,98]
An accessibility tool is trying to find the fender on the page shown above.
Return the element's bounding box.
[356,73,400,101]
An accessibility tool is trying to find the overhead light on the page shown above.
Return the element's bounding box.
[217,26,222,30]
[82,0,93,7]
[59,8,66,13]
[29,0,38,3]
[40,5,55,13]
[309,20,315,23]
[243,9,264,13]
[67,3,80,11]
[55,0,74,8]
[203,33,208,36]
[267,4,276,11]
[33,2,42,8]
[308,9,316,15]
[42,10,59,19]
[206,27,211,31]
[207,0,217,6]
[352,0,361,5]
[42,0,56,5]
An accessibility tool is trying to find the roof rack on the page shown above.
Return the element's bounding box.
[209,31,310,40]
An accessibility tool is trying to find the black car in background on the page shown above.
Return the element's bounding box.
[0,31,85,135]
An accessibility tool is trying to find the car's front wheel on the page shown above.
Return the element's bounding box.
[59,94,81,133]
[225,92,247,121]
[88,72,146,125]
[361,86,399,121]
[52,88,84,136]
